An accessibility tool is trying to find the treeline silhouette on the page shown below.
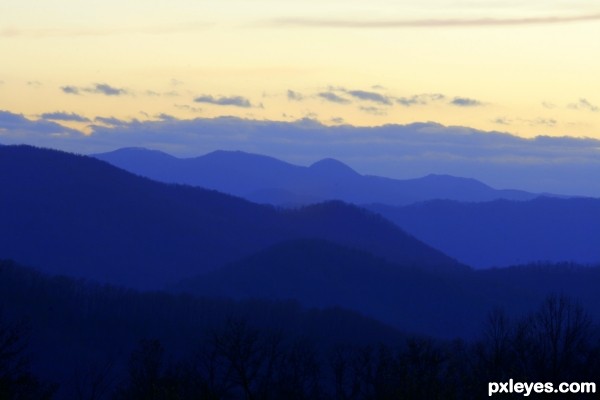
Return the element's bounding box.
[3,260,600,399]
[113,296,600,400]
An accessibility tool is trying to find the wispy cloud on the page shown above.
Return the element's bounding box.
[268,13,600,29]
[193,95,252,108]
[89,83,127,96]
[346,90,392,105]
[94,116,127,126]
[529,118,557,127]
[493,116,558,127]
[175,104,203,113]
[145,89,180,97]
[61,85,80,95]
[568,98,599,112]
[396,94,446,107]
[61,83,128,96]
[450,97,484,107]
[41,112,90,122]
[318,92,351,104]
[155,113,176,121]
[359,106,387,116]
[493,117,512,125]
[287,90,304,101]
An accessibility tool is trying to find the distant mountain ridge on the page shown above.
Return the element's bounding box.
[0,145,464,289]
[92,147,541,206]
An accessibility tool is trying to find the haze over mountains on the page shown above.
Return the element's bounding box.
[177,238,600,338]
[3,142,600,399]
[368,198,600,268]
[1,145,599,328]
[93,146,600,268]
[0,145,463,289]
[93,147,540,206]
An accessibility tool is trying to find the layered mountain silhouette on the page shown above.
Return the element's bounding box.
[176,239,479,337]
[93,147,539,206]
[1,258,405,396]
[0,145,464,289]
[177,239,600,338]
[368,198,600,268]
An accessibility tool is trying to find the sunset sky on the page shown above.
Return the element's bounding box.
[2,0,600,197]
[2,0,599,137]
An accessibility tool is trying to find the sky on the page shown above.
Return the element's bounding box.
[1,0,600,194]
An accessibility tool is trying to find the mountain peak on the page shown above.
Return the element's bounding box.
[309,158,359,177]
[93,147,176,160]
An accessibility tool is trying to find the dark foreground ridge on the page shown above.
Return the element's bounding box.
[3,259,600,399]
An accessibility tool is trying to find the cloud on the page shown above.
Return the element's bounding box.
[359,106,387,116]
[27,81,42,87]
[568,98,599,112]
[0,110,83,143]
[175,104,203,113]
[268,13,600,29]
[450,97,483,107]
[318,92,351,104]
[542,101,557,109]
[287,90,304,101]
[61,83,128,96]
[3,112,600,196]
[346,90,392,105]
[193,95,252,107]
[330,117,345,124]
[145,89,180,97]
[61,85,80,95]
[94,116,127,126]
[155,113,176,121]
[396,93,446,107]
[529,118,557,127]
[41,112,90,122]
[88,83,127,96]
[493,117,512,125]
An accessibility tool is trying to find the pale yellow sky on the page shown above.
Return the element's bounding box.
[1,0,599,138]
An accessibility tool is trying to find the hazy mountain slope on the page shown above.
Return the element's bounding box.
[368,198,600,268]
[0,145,463,288]
[0,259,405,398]
[177,239,480,338]
[93,148,539,205]
[178,239,600,339]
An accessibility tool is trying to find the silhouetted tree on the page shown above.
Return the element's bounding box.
[114,339,175,400]
[71,357,116,400]
[0,314,55,399]
[528,295,593,381]
[208,318,284,400]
